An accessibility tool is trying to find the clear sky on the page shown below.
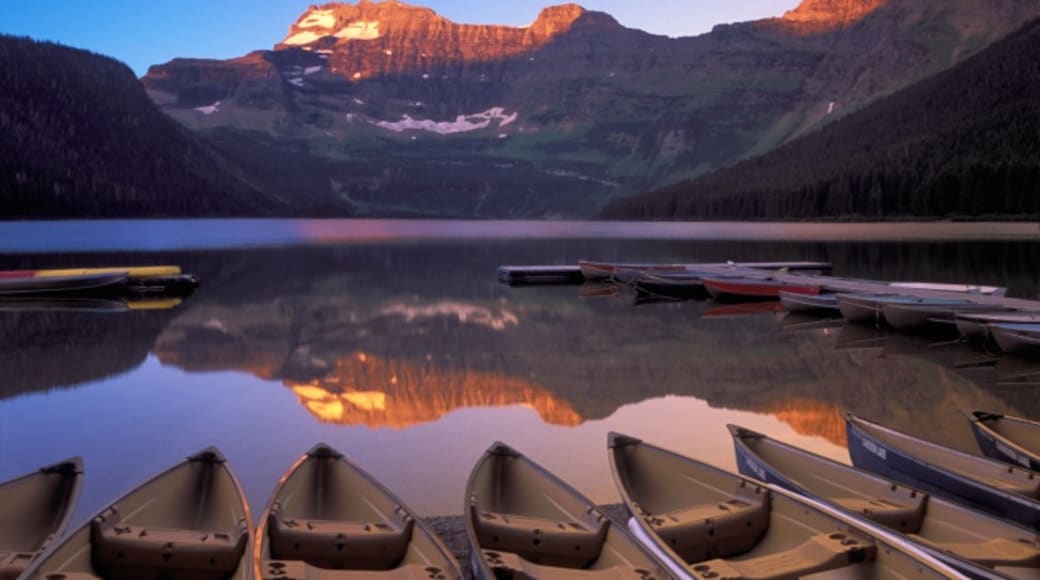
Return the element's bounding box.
[0,1,799,76]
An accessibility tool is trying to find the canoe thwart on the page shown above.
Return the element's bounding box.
[908,534,1040,568]
[91,506,248,580]
[690,531,877,580]
[268,503,414,570]
[470,506,608,568]
[831,494,926,533]
[644,495,769,564]
[0,551,35,580]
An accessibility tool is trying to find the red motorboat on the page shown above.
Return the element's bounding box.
[703,277,821,300]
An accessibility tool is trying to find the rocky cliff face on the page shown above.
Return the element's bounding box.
[141,0,1040,218]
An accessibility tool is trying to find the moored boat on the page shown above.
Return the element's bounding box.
[967,411,1040,471]
[0,458,83,580]
[779,291,839,313]
[880,301,1002,332]
[838,294,977,326]
[729,425,1040,578]
[956,311,1040,340]
[0,266,181,280]
[990,323,1040,355]
[703,277,821,300]
[607,432,960,579]
[255,443,462,579]
[888,282,1006,296]
[465,442,672,579]
[0,273,128,297]
[845,413,1040,530]
[20,448,252,580]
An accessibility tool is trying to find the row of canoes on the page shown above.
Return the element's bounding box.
[0,266,198,298]
[581,260,1040,355]
[6,409,1040,578]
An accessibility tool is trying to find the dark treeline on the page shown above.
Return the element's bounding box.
[604,20,1040,221]
[0,36,277,218]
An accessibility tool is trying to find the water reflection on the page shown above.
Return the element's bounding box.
[1,226,1040,518]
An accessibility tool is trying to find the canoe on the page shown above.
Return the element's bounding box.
[124,274,200,295]
[881,301,1002,332]
[990,323,1040,354]
[779,291,839,313]
[20,448,252,580]
[607,432,959,579]
[0,297,183,313]
[729,425,1040,578]
[0,266,181,280]
[837,294,975,325]
[465,442,672,579]
[845,413,1040,530]
[255,443,462,579]
[956,311,1040,340]
[967,411,1040,472]
[0,273,128,297]
[0,458,83,580]
[578,261,832,281]
[702,277,821,300]
[888,282,1006,297]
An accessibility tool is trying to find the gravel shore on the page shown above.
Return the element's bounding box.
[424,504,629,578]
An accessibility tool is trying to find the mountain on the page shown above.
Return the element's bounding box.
[603,18,1040,220]
[0,36,286,218]
[141,0,1040,218]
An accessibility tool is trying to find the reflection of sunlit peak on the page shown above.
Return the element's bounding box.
[285,352,582,429]
[358,352,367,363]
[765,399,847,446]
[380,301,519,331]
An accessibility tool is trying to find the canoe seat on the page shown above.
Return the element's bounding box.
[908,534,1040,568]
[470,505,608,568]
[831,494,926,533]
[645,496,769,563]
[260,560,453,579]
[268,502,414,570]
[689,531,877,580]
[0,550,35,580]
[90,506,248,580]
[481,550,658,579]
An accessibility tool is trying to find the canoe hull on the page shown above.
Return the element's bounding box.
[846,417,1040,530]
[704,278,820,300]
[837,294,886,324]
[968,412,1040,472]
[881,303,993,332]
[992,324,1040,354]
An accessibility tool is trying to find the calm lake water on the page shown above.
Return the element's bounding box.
[1,220,1040,527]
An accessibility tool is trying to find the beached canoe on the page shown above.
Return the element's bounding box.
[607,432,959,579]
[845,413,1040,530]
[465,442,673,579]
[967,411,1040,472]
[0,458,83,580]
[729,425,1040,578]
[703,277,821,300]
[255,443,462,579]
[20,448,252,580]
[957,312,1040,340]
[0,273,128,297]
[881,301,1003,332]
[990,323,1040,355]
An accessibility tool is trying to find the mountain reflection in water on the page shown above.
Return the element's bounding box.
[1,224,1040,517]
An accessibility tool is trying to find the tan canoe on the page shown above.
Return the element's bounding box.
[20,448,252,580]
[465,441,674,579]
[967,411,1040,472]
[729,425,1040,578]
[608,432,960,579]
[254,443,462,579]
[0,458,82,580]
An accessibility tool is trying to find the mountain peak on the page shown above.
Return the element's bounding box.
[781,0,887,30]
[279,1,592,49]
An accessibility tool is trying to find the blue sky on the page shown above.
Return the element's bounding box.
[0,1,799,76]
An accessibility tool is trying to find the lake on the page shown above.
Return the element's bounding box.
[1,219,1039,528]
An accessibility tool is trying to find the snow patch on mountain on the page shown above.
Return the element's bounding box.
[194,101,220,115]
[374,107,518,135]
[299,9,336,29]
[336,21,381,40]
[283,31,324,46]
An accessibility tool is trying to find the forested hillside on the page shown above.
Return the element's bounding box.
[604,19,1040,221]
[0,36,277,217]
